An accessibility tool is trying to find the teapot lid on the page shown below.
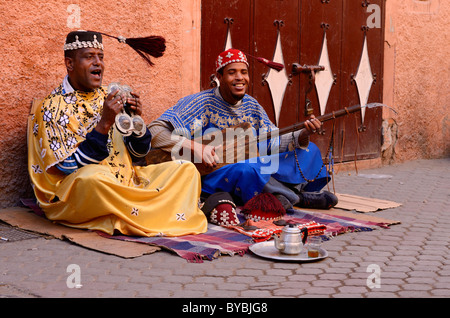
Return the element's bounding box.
[283,224,301,233]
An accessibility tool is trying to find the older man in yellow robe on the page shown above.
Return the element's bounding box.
[28,30,207,237]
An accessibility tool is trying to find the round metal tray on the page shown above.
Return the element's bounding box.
[249,241,328,262]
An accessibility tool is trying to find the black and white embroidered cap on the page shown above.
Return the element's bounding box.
[64,30,104,51]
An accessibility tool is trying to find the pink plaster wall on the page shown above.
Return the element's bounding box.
[0,0,199,208]
[383,0,449,162]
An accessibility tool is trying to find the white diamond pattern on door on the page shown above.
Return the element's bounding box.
[263,30,290,126]
[314,32,335,116]
[353,34,375,124]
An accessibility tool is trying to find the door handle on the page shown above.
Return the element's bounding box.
[292,63,325,81]
[292,64,325,116]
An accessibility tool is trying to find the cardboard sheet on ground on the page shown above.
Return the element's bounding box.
[295,207,401,226]
[335,193,402,213]
[0,207,159,258]
[297,193,401,224]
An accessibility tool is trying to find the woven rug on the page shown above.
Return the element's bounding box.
[97,224,252,263]
[98,208,391,262]
[18,198,397,263]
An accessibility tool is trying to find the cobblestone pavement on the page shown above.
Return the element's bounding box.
[1,158,449,299]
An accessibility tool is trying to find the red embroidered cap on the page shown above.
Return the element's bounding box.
[215,48,249,72]
[241,193,286,221]
[215,48,284,72]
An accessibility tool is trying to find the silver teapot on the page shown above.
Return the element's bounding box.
[273,224,308,255]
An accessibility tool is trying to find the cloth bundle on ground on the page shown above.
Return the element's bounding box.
[201,192,288,226]
[201,192,240,226]
[241,192,286,221]
[224,193,326,242]
[200,193,326,242]
[227,218,327,243]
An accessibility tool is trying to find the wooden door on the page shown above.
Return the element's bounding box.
[201,0,385,162]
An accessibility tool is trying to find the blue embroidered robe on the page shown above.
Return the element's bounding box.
[158,88,329,203]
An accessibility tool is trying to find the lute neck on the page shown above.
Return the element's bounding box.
[262,104,362,139]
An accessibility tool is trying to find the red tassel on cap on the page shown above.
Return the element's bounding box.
[242,193,286,221]
[98,32,166,66]
[253,56,284,72]
[244,51,284,72]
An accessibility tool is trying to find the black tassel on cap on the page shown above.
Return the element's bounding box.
[98,32,166,66]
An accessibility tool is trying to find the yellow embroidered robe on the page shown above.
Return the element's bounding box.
[28,85,207,237]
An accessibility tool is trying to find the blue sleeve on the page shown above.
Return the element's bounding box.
[56,129,109,174]
[124,128,152,161]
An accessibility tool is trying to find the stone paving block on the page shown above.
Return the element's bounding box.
[372,284,402,292]
[265,269,294,276]
[279,281,311,290]
[304,286,336,295]
[311,280,342,288]
[165,274,196,284]
[235,268,264,276]
[227,276,256,284]
[205,290,240,297]
[251,282,282,290]
[240,290,272,297]
[217,282,249,291]
[137,289,172,297]
[398,290,432,297]
[151,282,184,291]
[366,292,399,298]
[273,288,305,297]
[318,273,348,280]
[338,286,370,294]
[257,274,288,283]
[99,289,137,297]
[431,289,450,297]
[289,274,319,282]
[173,290,206,297]
[128,275,161,285]
[293,268,324,275]
[0,284,38,298]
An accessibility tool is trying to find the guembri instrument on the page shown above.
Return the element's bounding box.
[145,103,395,176]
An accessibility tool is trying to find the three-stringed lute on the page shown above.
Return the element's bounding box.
[145,104,367,176]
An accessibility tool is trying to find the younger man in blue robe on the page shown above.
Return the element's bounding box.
[149,49,338,211]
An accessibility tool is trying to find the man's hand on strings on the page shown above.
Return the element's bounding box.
[304,115,322,135]
[190,141,221,169]
[297,114,322,144]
